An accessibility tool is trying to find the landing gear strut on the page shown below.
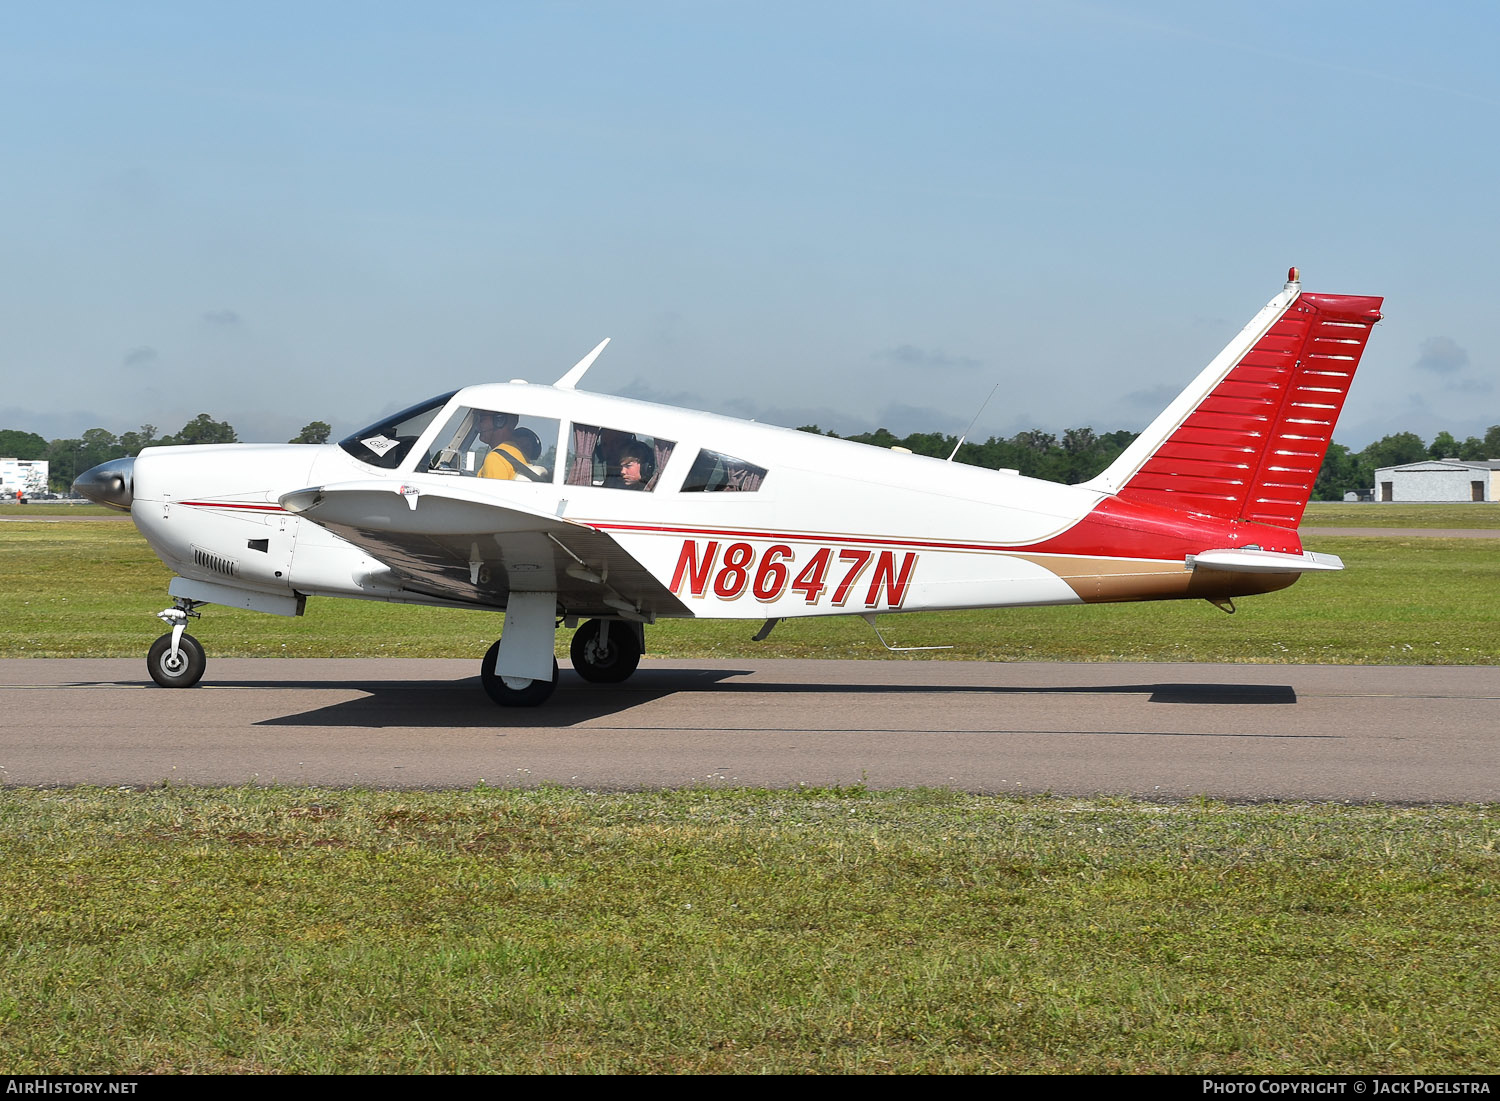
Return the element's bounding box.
[477,599,646,707]
[569,618,642,683]
[479,592,561,707]
[148,597,207,688]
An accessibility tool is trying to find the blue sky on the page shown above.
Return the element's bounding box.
[3,1,1497,450]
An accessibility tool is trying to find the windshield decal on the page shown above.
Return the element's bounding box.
[360,435,400,457]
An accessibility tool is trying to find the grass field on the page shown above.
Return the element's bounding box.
[1,786,1495,1074]
[2,509,1496,1073]
[1302,501,1500,528]
[0,502,119,517]
[2,515,1497,664]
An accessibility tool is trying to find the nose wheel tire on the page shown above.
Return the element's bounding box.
[147,632,207,689]
[569,619,642,683]
[480,641,559,707]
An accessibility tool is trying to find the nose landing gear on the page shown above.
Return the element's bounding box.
[148,598,207,688]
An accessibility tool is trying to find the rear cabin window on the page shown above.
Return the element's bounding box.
[424,407,561,483]
[565,425,676,492]
[681,449,767,492]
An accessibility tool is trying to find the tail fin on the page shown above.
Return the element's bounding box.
[1084,269,1383,530]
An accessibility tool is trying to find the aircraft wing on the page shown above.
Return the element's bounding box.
[279,479,692,620]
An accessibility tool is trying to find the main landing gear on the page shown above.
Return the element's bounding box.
[479,616,645,707]
[569,618,642,684]
[480,643,560,707]
[147,597,207,688]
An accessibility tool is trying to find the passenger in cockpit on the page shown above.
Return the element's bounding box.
[616,441,655,490]
[511,428,545,479]
[597,428,634,488]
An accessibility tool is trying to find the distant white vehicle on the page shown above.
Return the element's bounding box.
[75,270,1382,707]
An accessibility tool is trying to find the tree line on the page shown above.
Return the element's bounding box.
[796,424,1143,486]
[4,414,1497,499]
[0,418,331,491]
[801,423,1500,501]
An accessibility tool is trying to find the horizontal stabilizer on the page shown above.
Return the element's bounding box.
[1186,548,1343,574]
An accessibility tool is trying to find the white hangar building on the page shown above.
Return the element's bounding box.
[1,457,49,499]
[1373,459,1500,503]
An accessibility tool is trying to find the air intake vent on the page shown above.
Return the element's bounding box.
[192,546,239,577]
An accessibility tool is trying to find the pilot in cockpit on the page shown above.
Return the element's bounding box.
[475,411,541,480]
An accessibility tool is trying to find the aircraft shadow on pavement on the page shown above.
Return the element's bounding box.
[249,668,756,728]
[674,680,1297,706]
[244,668,1296,729]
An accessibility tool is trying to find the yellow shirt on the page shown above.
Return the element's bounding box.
[479,442,525,480]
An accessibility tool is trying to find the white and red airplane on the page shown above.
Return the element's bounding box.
[74,269,1382,706]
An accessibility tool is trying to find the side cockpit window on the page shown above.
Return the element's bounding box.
[425,408,560,482]
[339,391,458,470]
[566,425,676,492]
[681,449,767,492]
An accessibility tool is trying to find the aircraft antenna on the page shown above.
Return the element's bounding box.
[861,614,952,652]
[947,382,1000,461]
[555,338,611,390]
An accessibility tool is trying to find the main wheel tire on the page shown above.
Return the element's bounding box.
[147,631,207,689]
[480,640,559,707]
[569,619,642,683]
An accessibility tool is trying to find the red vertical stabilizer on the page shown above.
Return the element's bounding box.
[1110,288,1383,529]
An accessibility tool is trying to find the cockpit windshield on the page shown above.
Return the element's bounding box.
[339,392,457,470]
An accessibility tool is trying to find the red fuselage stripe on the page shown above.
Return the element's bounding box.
[585,520,1088,557]
[179,501,286,512]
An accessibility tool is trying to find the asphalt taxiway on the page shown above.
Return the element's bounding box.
[1,658,1495,802]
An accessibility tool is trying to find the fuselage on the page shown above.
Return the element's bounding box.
[122,381,1301,623]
